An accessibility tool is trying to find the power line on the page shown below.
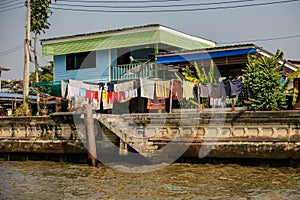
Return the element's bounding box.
[51,0,300,13]
[58,0,183,3]
[0,0,22,8]
[0,5,23,13]
[55,0,258,9]
[0,44,24,58]
[219,34,300,44]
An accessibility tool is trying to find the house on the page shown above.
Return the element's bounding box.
[0,65,10,92]
[156,43,298,78]
[156,43,299,109]
[41,24,215,83]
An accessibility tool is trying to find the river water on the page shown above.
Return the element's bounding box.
[0,161,300,200]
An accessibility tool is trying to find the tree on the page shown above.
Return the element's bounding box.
[181,60,218,108]
[30,0,55,114]
[243,50,287,111]
[182,60,217,84]
[30,62,53,83]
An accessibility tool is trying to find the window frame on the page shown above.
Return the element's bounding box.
[66,51,96,70]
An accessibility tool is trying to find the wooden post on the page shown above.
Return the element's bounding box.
[169,80,173,113]
[84,104,98,167]
[197,83,201,111]
[231,98,235,112]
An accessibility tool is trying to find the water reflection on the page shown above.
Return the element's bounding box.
[0,161,300,199]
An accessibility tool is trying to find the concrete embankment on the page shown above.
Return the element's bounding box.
[0,113,88,163]
[99,110,300,167]
[0,110,300,167]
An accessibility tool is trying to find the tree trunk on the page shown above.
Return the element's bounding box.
[33,33,41,114]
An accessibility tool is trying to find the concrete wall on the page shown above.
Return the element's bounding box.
[0,114,87,154]
[99,110,300,161]
[1,110,300,166]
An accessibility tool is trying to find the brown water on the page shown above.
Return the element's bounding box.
[0,161,300,200]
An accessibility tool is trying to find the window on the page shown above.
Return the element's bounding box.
[66,51,96,70]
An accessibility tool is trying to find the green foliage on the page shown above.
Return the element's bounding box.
[243,50,287,111]
[30,63,53,83]
[281,67,300,106]
[30,0,56,34]
[182,60,216,83]
[16,99,32,116]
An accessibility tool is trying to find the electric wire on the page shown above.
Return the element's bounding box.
[0,44,24,58]
[0,1,23,13]
[219,34,300,44]
[0,5,23,13]
[55,0,258,9]
[58,0,183,3]
[0,0,22,8]
[51,0,300,13]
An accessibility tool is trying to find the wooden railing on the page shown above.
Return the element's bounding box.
[111,62,156,81]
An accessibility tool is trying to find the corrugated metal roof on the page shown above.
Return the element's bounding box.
[157,46,257,64]
[0,92,37,100]
[157,43,258,57]
[41,24,214,44]
[41,24,216,56]
[156,43,299,72]
[41,24,162,42]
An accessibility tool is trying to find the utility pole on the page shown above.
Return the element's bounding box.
[23,0,31,107]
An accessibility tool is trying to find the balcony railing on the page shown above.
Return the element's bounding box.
[111,62,156,81]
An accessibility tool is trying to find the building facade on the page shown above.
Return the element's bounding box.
[41,24,215,83]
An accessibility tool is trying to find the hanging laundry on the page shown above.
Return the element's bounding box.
[210,83,222,98]
[61,80,68,98]
[103,99,113,110]
[69,80,86,88]
[102,91,113,110]
[199,82,211,98]
[114,80,135,92]
[112,92,119,103]
[171,80,183,101]
[108,92,113,104]
[140,78,155,99]
[182,82,195,100]
[147,98,166,110]
[85,90,99,102]
[210,97,225,108]
[230,78,243,96]
[91,99,99,110]
[74,96,87,110]
[223,82,231,97]
[155,81,170,99]
[131,88,138,98]
[107,83,114,92]
[118,91,126,102]
[67,84,80,100]
[99,83,105,90]
[79,88,86,97]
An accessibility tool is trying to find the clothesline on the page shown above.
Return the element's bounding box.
[60,78,243,111]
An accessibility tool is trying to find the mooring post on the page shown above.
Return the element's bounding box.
[231,98,235,112]
[84,104,98,167]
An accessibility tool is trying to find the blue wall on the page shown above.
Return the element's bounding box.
[53,50,110,83]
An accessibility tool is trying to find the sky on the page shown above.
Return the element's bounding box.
[0,0,300,80]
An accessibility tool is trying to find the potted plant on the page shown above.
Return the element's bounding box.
[39,86,50,116]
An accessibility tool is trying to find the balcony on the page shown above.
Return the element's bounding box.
[111,62,156,81]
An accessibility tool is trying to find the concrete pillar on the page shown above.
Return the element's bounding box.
[84,104,98,167]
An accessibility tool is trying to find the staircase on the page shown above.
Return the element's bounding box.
[97,114,157,157]
[97,112,204,161]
